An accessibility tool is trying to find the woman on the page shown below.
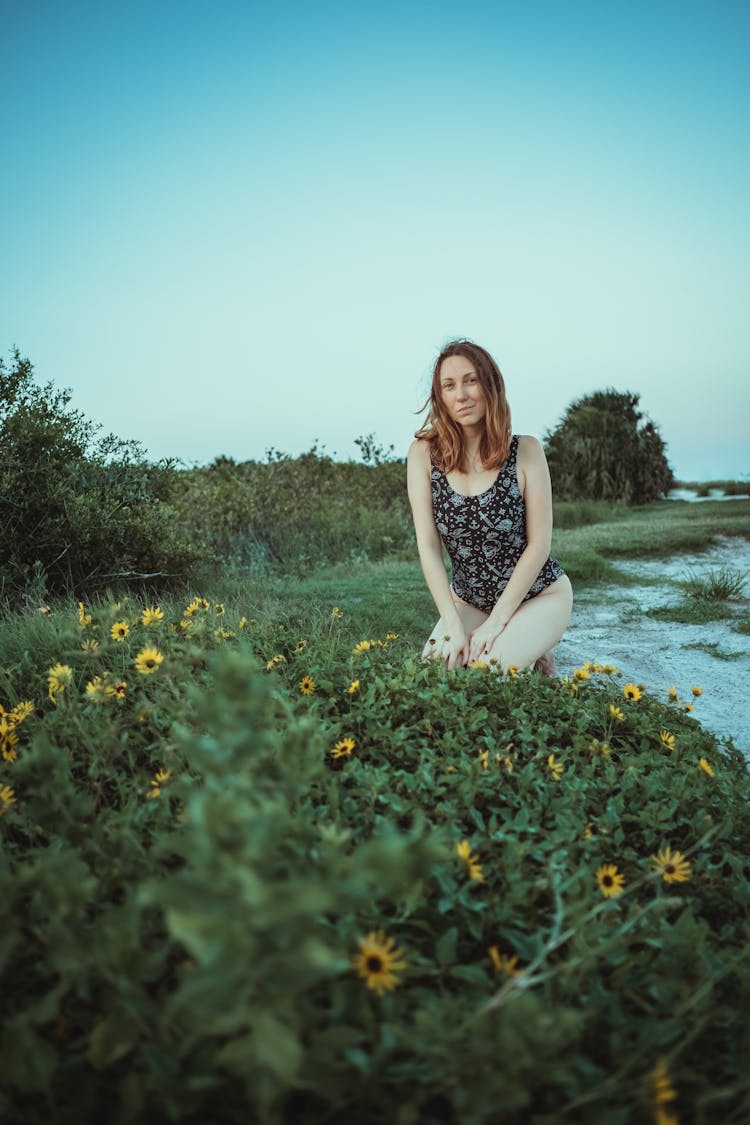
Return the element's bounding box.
[407,339,572,672]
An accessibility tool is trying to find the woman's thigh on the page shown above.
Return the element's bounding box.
[488,576,573,670]
[425,596,488,647]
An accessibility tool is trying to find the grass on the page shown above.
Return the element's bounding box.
[681,641,746,662]
[647,602,736,626]
[681,567,748,602]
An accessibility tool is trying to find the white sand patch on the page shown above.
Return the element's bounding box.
[556,536,750,755]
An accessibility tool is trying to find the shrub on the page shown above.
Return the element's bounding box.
[544,389,674,504]
[2,599,750,1124]
[0,349,202,601]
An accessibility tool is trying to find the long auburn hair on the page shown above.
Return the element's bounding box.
[414,339,512,473]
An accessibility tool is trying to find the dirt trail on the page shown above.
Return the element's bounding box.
[555,536,750,755]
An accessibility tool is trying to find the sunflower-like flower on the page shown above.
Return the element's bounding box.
[85,676,117,703]
[609,704,624,721]
[506,665,519,678]
[78,602,92,628]
[141,607,164,626]
[134,648,164,675]
[352,930,407,996]
[110,621,129,642]
[596,863,625,898]
[659,730,676,750]
[456,839,484,883]
[213,603,225,616]
[81,638,100,653]
[667,685,679,702]
[352,640,372,655]
[691,685,702,697]
[0,784,16,815]
[294,639,307,652]
[113,681,127,699]
[330,606,344,619]
[1,729,19,762]
[469,659,489,670]
[623,683,643,701]
[299,675,316,696]
[10,701,33,724]
[698,757,714,777]
[386,632,399,641]
[651,846,691,883]
[239,616,248,630]
[266,654,286,670]
[488,946,521,976]
[573,666,591,683]
[347,679,360,694]
[547,753,564,781]
[330,737,356,759]
[47,663,73,702]
[147,767,172,799]
[651,1057,678,1119]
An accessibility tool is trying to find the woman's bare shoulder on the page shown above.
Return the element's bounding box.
[407,437,432,464]
[517,434,546,462]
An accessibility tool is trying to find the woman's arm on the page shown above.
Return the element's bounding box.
[468,435,554,659]
[406,439,468,667]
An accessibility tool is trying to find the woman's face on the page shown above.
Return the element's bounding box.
[439,355,487,427]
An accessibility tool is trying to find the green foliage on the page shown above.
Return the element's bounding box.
[0,350,202,601]
[682,567,747,602]
[2,597,750,1124]
[544,389,674,504]
[174,441,412,572]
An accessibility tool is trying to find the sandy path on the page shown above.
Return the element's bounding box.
[555,536,750,755]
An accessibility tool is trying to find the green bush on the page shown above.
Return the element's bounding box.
[0,350,203,601]
[2,597,749,1124]
[174,443,413,572]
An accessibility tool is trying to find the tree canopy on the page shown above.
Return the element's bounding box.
[543,388,673,504]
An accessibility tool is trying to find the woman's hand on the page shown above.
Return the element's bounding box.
[467,619,506,664]
[421,628,469,669]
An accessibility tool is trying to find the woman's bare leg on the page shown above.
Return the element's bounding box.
[486,576,573,671]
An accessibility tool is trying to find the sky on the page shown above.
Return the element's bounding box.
[1,0,749,482]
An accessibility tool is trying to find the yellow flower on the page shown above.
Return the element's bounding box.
[330,737,356,759]
[77,602,92,628]
[154,768,171,784]
[507,665,519,678]
[0,784,16,815]
[134,648,164,675]
[652,1057,678,1114]
[659,730,676,750]
[386,632,399,641]
[347,679,360,694]
[583,821,595,839]
[239,616,248,629]
[589,739,610,757]
[110,621,129,642]
[352,931,407,996]
[698,757,714,777]
[352,640,372,655]
[547,753,564,781]
[623,683,643,701]
[330,606,344,619]
[667,685,679,702]
[456,839,484,883]
[2,730,19,762]
[479,749,489,769]
[596,863,625,898]
[47,663,73,702]
[469,659,489,669]
[81,638,100,653]
[684,702,694,712]
[141,607,164,625]
[299,675,316,696]
[266,654,286,670]
[113,681,127,699]
[38,605,52,616]
[85,677,117,703]
[294,639,307,652]
[488,946,521,976]
[10,701,33,724]
[609,704,624,721]
[497,755,514,773]
[691,685,702,697]
[651,846,692,883]
[213,603,225,615]
[573,666,591,682]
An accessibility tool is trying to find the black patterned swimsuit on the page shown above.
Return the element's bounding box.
[431,435,565,614]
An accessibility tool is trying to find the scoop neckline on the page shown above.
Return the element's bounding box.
[443,470,501,499]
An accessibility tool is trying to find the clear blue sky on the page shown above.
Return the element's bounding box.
[2,0,748,481]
